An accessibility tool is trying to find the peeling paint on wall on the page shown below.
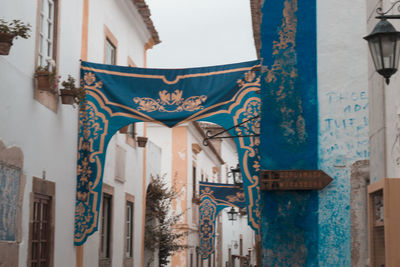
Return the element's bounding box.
[318,89,369,265]
[260,0,317,170]
[350,160,369,267]
[259,0,318,265]
[260,191,318,266]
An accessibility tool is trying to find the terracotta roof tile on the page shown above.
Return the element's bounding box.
[131,0,161,45]
[250,0,261,59]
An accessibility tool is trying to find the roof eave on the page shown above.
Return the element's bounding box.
[250,0,261,59]
[131,0,161,45]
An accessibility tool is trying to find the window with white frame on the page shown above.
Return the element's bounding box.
[104,26,118,65]
[100,194,112,260]
[124,193,134,266]
[99,185,113,267]
[38,0,57,68]
[105,39,116,65]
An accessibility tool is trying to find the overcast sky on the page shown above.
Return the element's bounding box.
[146,0,257,69]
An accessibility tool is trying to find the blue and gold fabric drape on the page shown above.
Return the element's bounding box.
[75,60,261,246]
[199,182,247,259]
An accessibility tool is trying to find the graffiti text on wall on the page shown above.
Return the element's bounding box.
[321,91,369,163]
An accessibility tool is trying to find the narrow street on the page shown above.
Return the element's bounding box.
[1,0,398,266]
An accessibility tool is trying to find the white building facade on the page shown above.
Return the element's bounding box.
[0,0,160,267]
[147,122,256,267]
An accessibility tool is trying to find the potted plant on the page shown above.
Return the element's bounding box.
[59,75,86,108]
[35,65,59,93]
[0,19,31,55]
[136,136,148,147]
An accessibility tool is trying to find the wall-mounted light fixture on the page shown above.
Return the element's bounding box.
[227,207,238,221]
[232,240,239,250]
[364,1,400,84]
[136,136,148,147]
[227,164,243,186]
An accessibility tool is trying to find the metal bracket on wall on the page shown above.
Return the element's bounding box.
[202,115,260,146]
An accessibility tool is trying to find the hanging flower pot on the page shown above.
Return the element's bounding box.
[137,136,148,147]
[0,33,14,55]
[0,19,31,55]
[34,66,58,93]
[59,75,86,108]
[35,71,52,91]
[60,89,76,105]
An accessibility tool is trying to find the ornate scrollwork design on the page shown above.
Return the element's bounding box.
[199,198,217,259]
[376,1,400,16]
[226,192,246,203]
[133,89,207,113]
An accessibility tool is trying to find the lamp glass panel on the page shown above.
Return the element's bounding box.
[368,36,383,71]
[227,207,237,221]
[228,210,233,220]
[233,212,238,221]
[394,37,400,70]
[235,172,243,184]
[381,35,397,69]
[381,35,395,57]
[369,34,400,73]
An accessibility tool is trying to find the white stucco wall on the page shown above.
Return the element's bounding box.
[318,0,369,265]
[146,123,173,182]
[87,0,151,67]
[0,0,83,266]
[0,0,157,266]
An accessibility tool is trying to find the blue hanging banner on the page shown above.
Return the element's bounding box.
[75,60,261,246]
[199,182,247,259]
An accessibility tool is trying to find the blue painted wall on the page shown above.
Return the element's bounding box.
[259,0,369,265]
[318,88,369,265]
[259,0,318,265]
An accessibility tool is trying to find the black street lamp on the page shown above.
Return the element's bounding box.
[227,207,238,221]
[230,164,243,185]
[364,2,400,84]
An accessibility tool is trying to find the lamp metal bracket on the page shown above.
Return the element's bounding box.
[202,115,260,146]
[376,1,400,19]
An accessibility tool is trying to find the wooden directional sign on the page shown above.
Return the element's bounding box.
[260,170,333,191]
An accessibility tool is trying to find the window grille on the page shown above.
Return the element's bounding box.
[125,201,134,258]
[30,194,51,267]
[100,194,112,259]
